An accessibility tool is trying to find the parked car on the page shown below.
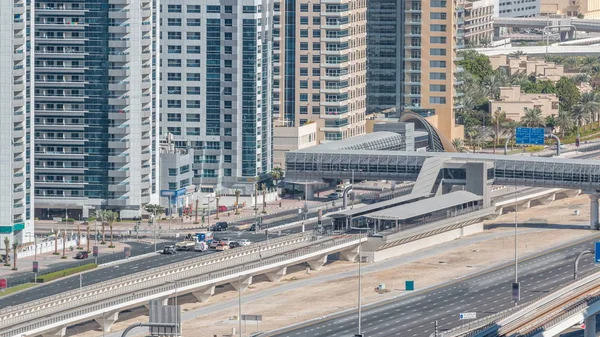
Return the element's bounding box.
[218,205,228,212]
[74,251,88,259]
[216,243,230,251]
[0,254,10,263]
[327,192,340,200]
[162,245,177,255]
[211,222,229,231]
[229,241,241,249]
[238,239,251,246]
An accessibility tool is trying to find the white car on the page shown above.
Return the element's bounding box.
[238,239,251,246]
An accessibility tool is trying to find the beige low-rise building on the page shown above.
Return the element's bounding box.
[488,55,569,82]
[489,86,560,121]
[541,0,600,18]
[273,121,318,170]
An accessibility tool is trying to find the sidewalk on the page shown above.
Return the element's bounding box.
[0,240,130,279]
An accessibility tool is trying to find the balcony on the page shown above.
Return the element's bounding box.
[109,125,130,134]
[108,183,130,193]
[108,154,129,164]
[108,139,130,149]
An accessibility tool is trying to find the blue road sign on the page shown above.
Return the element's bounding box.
[516,127,545,145]
[595,242,600,263]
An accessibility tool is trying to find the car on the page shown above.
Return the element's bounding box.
[209,240,221,249]
[216,243,230,251]
[162,245,177,255]
[248,223,257,231]
[238,239,251,246]
[220,238,232,246]
[74,251,88,259]
[327,192,340,200]
[218,205,228,212]
[229,241,241,249]
[211,222,229,231]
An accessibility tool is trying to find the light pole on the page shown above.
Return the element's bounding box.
[351,227,368,336]
[513,183,520,305]
[238,275,243,337]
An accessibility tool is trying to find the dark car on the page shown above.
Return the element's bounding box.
[248,223,257,231]
[74,251,88,259]
[229,241,241,249]
[211,222,228,231]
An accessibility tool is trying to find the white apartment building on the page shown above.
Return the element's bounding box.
[160,0,273,194]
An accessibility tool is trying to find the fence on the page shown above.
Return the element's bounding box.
[17,237,85,259]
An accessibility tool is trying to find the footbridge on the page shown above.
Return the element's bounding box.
[494,17,600,34]
[0,232,365,337]
[443,269,600,337]
[285,148,600,228]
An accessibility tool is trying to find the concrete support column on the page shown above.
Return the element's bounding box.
[231,275,253,292]
[265,267,287,282]
[560,31,568,41]
[585,314,596,337]
[94,311,119,333]
[339,246,359,262]
[307,255,328,271]
[192,286,215,302]
[591,194,599,230]
[41,327,67,337]
[568,30,575,40]
[144,297,169,310]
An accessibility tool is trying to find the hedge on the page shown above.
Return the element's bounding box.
[36,263,98,283]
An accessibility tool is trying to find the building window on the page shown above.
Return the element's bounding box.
[168,18,181,26]
[300,55,309,63]
[313,17,321,25]
[168,32,181,40]
[430,12,447,19]
[168,45,181,54]
[313,29,321,38]
[300,42,309,50]
[430,72,446,80]
[224,169,232,176]
[430,0,447,7]
[430,48,446,56]
[429,84,446,92]
[313,42,321,50]
[430,36,447,44]
[301,16,309,24]
[430,60,446,68]
[300,4,309,12]
[168,59,181,67]
[312,68,320,76]
[168,5,181,12]
[312,81,321,89]
[300,80,308,88]
[207,5,220,13]
[167,100,181,108]
[300,29,309,37]
[187,5,201,13]
[300,94,308,101]
[300,68,308,76]
[187,46,201,54]
[312,106,320,114]
[187,19,201,26]
[300,106,308,114]
[430,24,446,32]
[429,96,446,104]
[187,32,201,40]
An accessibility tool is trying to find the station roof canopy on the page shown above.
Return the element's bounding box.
[328,192,430,219]
[364,191,482,221]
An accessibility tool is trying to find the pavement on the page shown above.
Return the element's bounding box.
[268,234,600,337]
[0,230,278,308]
[0,240,131,279]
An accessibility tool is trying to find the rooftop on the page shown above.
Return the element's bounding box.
[364,191,482,220]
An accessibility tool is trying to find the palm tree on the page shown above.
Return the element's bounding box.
[562,56,579,71]
[571,104,591,133]
[451,138,467,152]
[579,56,600,74]
[11,241,18,270]
[555,110,574,138]
[3,237,10,266]
[503,120,521,151]
[104,210,118,248]
[270,167,284,187]
[520,107,545,127]
[234,190,241,215]
[491,109,507,153]
[576,92,600,127]
[508,50,526,58]
[93,210,107,244]
[482,70,510,99]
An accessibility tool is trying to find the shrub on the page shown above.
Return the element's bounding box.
[36,263,97,283]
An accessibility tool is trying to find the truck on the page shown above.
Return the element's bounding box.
[195,241,208,252]
[195,231,214,244]
[175,240,196,251]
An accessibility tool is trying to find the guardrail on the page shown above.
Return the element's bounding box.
[0,234,364,337]
[0,232,315,319]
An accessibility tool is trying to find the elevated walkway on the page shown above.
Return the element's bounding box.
[493,17,600,33]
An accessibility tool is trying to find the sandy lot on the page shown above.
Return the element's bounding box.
[67,194,595,337]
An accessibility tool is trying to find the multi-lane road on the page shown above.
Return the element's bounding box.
[268,235,600,337]
[0,231,273,309]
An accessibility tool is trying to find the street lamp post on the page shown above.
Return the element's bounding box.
[351,227,368,336]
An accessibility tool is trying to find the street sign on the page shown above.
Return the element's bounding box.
[581,323,586,329]
[124,247,131,258]
[33,261,39,273]
[459,312,476,320]
[512,282,521,302]
[93,245,99,257]
[405,280,415,291]
[241,314,262,321]
[515,127,545,145]
[595,242,600,263]
[0,279,6,290]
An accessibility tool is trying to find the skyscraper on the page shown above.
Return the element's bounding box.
[33,0,159,219]
[272,0,368,143]
[367,0,465,141]
[160,1,273,194]
[0,0,34,244]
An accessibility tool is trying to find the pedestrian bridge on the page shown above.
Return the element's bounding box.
[494,17,600,33]
[285,148,600,228]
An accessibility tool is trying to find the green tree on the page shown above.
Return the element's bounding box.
[103,210,118,248]
[508,50,526,58]
[491,109,507,153]
[555,77,581,112]
[93,209,107,244]
[144,204,164,217]
[555,110,574,138]
[521,79,556,94]
[270,167,284,186]
[576,92,600,127]
[451,138,467,152]
[579,56,600,74]
[571,104,591,132]
[545,115,557,132]
[521,107,545,127]
[11,241,18,270]
[457,50,494,81]
[3,237,10,266]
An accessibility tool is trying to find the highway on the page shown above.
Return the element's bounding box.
[0,231,274,309]
[268,235,600,337]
